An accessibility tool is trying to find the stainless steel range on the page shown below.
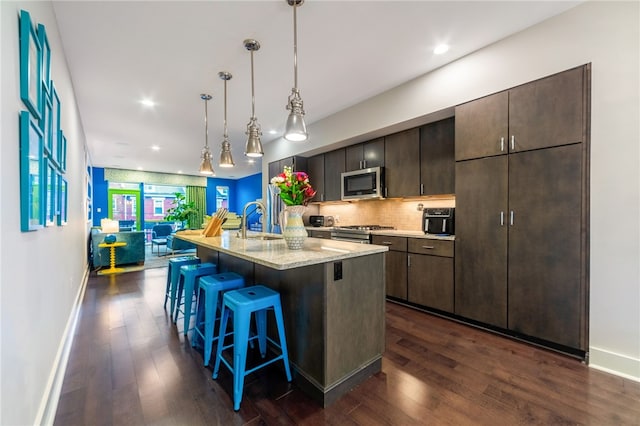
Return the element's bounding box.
[330,225,395,244]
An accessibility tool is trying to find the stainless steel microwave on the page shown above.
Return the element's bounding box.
[341,167,385,201]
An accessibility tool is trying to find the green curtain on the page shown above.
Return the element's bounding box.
[186,186,206,229]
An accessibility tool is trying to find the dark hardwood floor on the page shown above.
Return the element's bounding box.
[54,267,640,425]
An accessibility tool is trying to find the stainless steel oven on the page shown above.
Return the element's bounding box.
[331,225,395,244]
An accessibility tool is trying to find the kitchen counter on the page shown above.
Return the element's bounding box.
[176,230,387,270]
[175,230,386,407]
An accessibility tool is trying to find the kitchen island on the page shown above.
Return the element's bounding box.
[175,231,388,406]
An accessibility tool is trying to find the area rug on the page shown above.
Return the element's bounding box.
[143,243,196,270]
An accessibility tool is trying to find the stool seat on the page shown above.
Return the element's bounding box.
[174,262,217,334]
[192,272,245,366]
[164,256,200,317]
[213,285,291,411]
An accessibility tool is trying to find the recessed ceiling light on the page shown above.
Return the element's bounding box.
[151,145,160,151]
[433,44,449,55]
[177,170,183,174]
[269,130,277,135]
[140,98,155,107]
[137,166,143,170]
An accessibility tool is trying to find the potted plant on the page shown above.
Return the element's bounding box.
[164,192,198,229]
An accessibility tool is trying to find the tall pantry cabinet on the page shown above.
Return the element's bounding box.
[454,65,590,354]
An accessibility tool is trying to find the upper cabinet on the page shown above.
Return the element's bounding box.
[455,66,587,161]
[345,138,385,171]
[306,154,325,202]
[420,117,455,196]
[323,148,346,201]
[268,155,308,179]
[384,128,421,198]
[509,66,585,152]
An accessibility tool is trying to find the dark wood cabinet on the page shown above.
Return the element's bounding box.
[323,148,345,201]
[372,235,407,299]
[509,66,586,153]
[453,64,589,353]
[455,91,508,161]
[455,156,508,328]
[268,156,308,178]
[384,128,420,197]
[420,117,455,195]
[507,145,585,349]
[306,154,325,202]
[268,160,280,181]
[455,66,587,162]
[345,138,385,171]
[455,146,587,349]
[408,239,454,313]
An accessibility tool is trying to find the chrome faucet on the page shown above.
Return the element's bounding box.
[239,201,266,239]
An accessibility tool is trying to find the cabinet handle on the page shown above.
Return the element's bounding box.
[321,193,324,202]
[511,135,515,150]
[420,183,424,195]
[381,241,394,245]
[408,255,411,267]
[510,210,514,226]
[500,211,504,226]
[422,245,435,249]
[500,137,505,152]
[363,160,367,169]
[359,160,363,169]
[385,188,388,198]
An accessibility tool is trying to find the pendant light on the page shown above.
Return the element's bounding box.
[244,39,264,157]
[284,0,308,142]
[218,71,235,167]
[199,93,215,175]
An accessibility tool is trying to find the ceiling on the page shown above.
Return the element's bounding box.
[52,0,581,179]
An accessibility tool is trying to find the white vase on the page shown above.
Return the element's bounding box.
[283,205,307,250]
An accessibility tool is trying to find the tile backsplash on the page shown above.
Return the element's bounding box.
[316,197,455,231]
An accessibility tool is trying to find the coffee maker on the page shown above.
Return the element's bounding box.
[423,208,455,235]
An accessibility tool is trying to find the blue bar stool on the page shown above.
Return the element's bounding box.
[212,285,292,411]
[164,255,200,317]
[173,262,217,334]
[192,272,245,366]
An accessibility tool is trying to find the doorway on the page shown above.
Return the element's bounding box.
[107,189,141,230]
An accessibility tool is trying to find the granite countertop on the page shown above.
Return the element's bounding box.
[175,230,388,271]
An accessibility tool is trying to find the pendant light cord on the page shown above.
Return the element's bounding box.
[204,97,209,149]
[293,1,298,89]
[250,50,256,119]
[223,80,228,139]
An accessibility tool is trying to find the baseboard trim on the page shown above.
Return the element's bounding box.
[35,265,90,426]
[589,346,640,382]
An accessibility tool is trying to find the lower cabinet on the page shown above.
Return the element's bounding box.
[373,235,455,310]
[372,235,407,300]
[408,239,454,313]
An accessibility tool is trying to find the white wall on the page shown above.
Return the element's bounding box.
[1,1,91,425]
[264,1,640,379]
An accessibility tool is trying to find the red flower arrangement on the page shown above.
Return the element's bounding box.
[270,166,317,206]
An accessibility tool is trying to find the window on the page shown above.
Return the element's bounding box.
[216,186,229,210]
[153,198,164,216]
[143,184,185,222]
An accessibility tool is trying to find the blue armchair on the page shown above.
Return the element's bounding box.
[151,224,173,255]
[167,235,196,254]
